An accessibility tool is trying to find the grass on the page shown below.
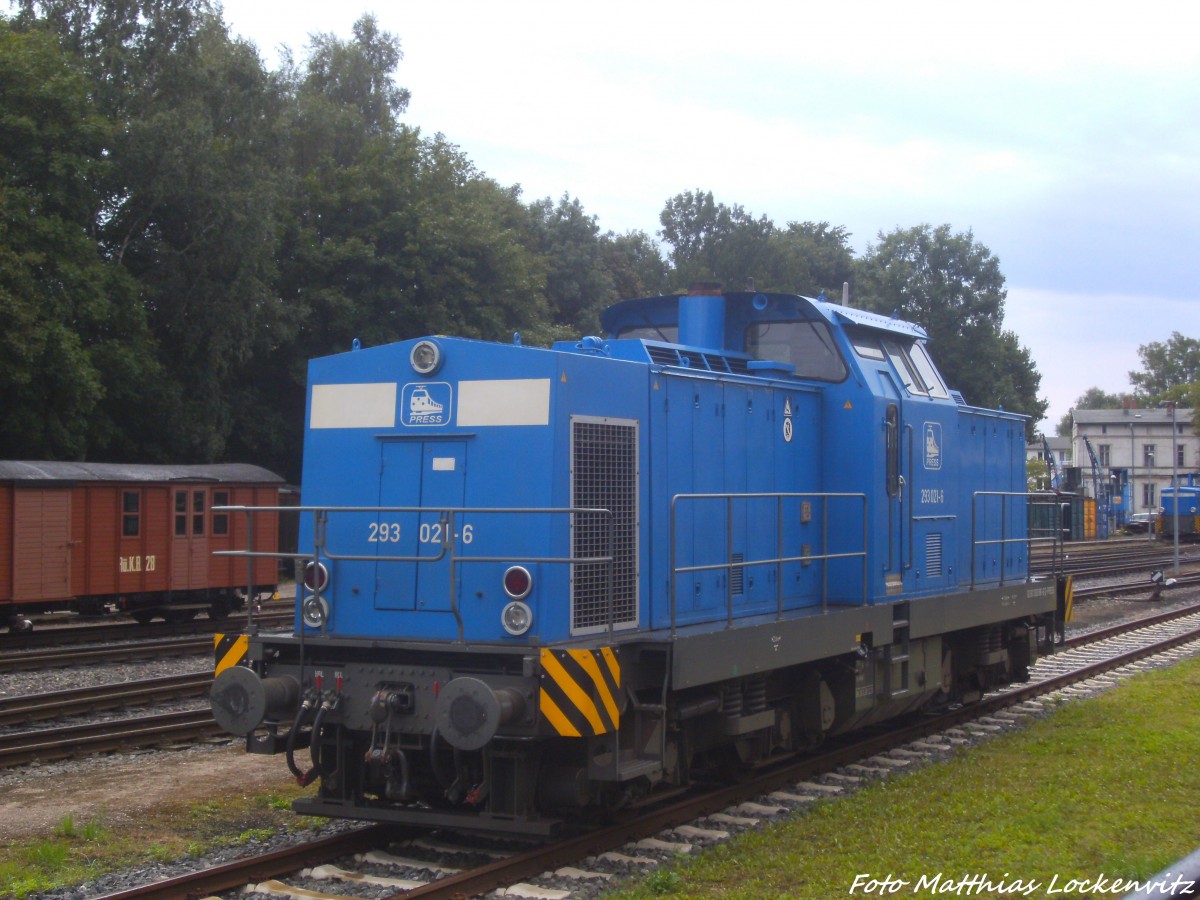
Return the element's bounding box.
[0,785,319,899]
[606,655,1200,899]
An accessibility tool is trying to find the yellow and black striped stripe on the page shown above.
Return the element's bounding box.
[213,633,249,677]
[1059,574,1075,623]
[538,647,620,738]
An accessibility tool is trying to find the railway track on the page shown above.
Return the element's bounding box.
[80,600,1200,900]
[0,600,294,651]
[0,612,293,674]
[0,670,210,727]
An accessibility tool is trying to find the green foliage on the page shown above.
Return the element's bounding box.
[1129,332,1200,397]
[0,20,148,459]
[658,190,856,297]
[1027,456,1049,490]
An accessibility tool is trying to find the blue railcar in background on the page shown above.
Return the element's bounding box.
[212,288,1059,835]
[1159,473,1200,540]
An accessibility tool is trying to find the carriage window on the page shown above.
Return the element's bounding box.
[213,491,229,535]
[192,491,205,536]
[175,491,188,536]
[744,321,847,381]
[122,491,140,537]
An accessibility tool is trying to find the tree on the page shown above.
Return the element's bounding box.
[0,21,156,459]
[1129,332,1199,398]
[525,194,615,335]
[659,189,773,291]
[601,229,670,302]
[760,221,856,300]
[855,224,1047,431]
[658,191,856,298]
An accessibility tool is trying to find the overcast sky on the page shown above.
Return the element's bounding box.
[217,0,1198,432]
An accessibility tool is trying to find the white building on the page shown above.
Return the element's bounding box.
[1069,406,1198,520]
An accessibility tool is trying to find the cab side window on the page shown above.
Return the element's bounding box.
[745,321,847,381]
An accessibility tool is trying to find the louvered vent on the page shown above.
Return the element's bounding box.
[644,345,750,374]
[730,552,745,595]
[571,417,639,632]
[926,532,944,577]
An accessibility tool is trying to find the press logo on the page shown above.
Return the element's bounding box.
[402,382,452,426]
[923,422,942,470]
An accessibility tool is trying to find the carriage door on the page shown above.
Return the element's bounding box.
[375,441,466,611]
[171,488,210,590]
[12,488,72,601]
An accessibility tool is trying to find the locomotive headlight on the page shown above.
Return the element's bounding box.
[501,600,533,636]
[301,594,330,628]
[410,340,443,375]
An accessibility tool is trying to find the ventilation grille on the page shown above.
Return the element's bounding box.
[730,552,745,595]
[925,532,944,577]
[949,391,968,407]
[645,345,750,374]
[572,418,638,632]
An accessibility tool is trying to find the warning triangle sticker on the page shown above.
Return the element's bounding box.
[784,398,793,416]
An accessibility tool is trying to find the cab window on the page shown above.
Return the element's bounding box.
[618,324,679,342]
[881,338,950,399]
[908,342,950,399]
[744,321,847,381]
[882,339,927,396]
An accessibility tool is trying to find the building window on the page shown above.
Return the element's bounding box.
[1178,444,1186,467]
[1098,444,1111,466]
[1143,444,1156,468]
[1143,483,1156,507]
[122,491,140,537]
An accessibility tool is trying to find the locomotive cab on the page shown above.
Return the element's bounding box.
[212,288,1057,835]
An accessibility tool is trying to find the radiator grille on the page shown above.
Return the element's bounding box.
[926,532,944,577]
[571,417,639,632]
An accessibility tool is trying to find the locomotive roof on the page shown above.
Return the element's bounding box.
[0,461,285,485]
[600,291,929,341]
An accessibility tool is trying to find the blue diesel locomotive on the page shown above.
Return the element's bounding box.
[211,288,1059,835]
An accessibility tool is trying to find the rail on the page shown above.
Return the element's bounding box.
[669,491,869,636]
[215,504,615,641]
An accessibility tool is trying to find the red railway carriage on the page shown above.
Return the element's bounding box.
[0,461,283,631]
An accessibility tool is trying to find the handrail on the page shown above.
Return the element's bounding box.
[215,504,615,642]
[669,491,869,638]
[971,492,1063,588]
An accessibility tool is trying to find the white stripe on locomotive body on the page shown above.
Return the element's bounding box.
[309,382,398,429]
[456,378,552,427]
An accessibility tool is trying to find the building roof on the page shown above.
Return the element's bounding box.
[1070,408,1192,426]
[0,461,284,485]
